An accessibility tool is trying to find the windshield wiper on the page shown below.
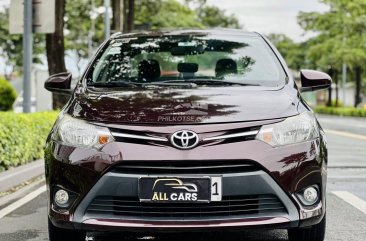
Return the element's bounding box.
[147,79,260,86]
[142,81,197,88]
[88,81,196,88]
[88,79,260,88]
[88,82,140,88]
[189,79,260,86]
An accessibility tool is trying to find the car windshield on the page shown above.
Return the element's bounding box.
[87,33,287,88]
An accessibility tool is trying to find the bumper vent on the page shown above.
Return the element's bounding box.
[86,195,287,219]
[111,161,260,175]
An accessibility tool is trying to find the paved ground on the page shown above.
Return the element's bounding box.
[317,115,366,168]
[0,114,365,241]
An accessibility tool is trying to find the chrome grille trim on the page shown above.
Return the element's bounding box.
[203,130,259,141]
[110,129,259,144]
[110,132,168,142]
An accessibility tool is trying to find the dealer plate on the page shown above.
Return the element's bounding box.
[138,177,222,203]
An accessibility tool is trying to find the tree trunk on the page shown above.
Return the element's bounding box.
[327,84,332,107]
[127,0,135,31]
[123,0,128,32]
[334,70,339,107]
[327,67,333,107]
[355,66,362,107]
[46,0,68,109]
[123,0,134,32]
[112,0,121,32]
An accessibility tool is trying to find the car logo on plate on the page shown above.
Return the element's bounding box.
[171,130,199,149]
[153,178,198,192]
[151,178,199,201]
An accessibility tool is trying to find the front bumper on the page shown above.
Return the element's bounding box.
[50,168,304,231]
[45,122,327,232]
[74,168,299,228]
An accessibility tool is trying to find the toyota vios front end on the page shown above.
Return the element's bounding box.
[44,29,330,241]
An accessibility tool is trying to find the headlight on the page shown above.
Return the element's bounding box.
[256,112,319,147]
[53,115,114,149]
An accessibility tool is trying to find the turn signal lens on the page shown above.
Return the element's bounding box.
[262,132,273,143]
[98,135,110,145]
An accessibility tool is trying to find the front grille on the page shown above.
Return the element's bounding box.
[111,161,260,175]
[86,195,287,219]
[108,126,261,147]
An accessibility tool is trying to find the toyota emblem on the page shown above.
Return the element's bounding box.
[170,130,199,149]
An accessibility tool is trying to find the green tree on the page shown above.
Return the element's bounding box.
[267,33,307,71]
[0,9,43,75]
[135,0,203,29]
[298,0,366,68]
[196,6,241,29]
[298,0,366,106]
[185,0,241,29]
[0,0,241,78]
[135,0,241,30]
[46,0,68,109]
[64,0,105,72]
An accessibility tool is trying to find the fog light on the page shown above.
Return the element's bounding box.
[54,189,69,207]
[302,187,318,205]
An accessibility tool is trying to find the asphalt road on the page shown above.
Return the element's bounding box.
[0,114,365,241]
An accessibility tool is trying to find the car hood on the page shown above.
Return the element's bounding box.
[68,86,300,124]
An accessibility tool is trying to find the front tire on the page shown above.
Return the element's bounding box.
[48,218,86,241]
[288,215,326,241]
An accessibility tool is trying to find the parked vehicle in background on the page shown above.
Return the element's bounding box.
[44,29,331,241]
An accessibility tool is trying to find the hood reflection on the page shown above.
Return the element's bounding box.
[68,86,298,124]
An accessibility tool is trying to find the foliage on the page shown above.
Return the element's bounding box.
[64,0,105,68]
[0,9,44,74]
[330,99,343,108]
[135,0,204,29]
[0,0,241,76]
[184,0,241,29]
[315,106,366,117]
[61,0,241,75]
[297,0,366,70]
[0,76,17,111]
[196,6,241,29]
[298,0,366,107]
[0,111,58,172]
[267,34,307,70]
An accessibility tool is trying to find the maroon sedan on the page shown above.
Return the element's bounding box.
[44,29,330,241]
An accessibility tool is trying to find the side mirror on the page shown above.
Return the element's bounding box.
[44,72,73,94]
[300,70,332,92]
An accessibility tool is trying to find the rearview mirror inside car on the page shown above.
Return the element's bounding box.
[300,70,332,92]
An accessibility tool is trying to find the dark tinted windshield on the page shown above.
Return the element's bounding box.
[87,33,286,87]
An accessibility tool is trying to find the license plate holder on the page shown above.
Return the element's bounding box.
[138,176,222,203]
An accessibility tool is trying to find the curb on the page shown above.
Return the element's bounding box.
[0,177,45,209]
[0,159,45,193]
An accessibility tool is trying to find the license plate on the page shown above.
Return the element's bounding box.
[139,177,222,203]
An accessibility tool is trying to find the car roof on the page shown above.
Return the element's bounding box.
[111,29,261,40]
